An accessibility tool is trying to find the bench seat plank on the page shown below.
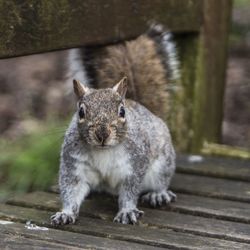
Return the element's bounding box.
[168,193,250,223]
[7,191,250,224]
[1,203,250,249]
[0,221,164,250]
[177,155,250,182]
[48,172,250,202]
[5,192,250,244]
[0,233,81,250]
[172,173,250,202]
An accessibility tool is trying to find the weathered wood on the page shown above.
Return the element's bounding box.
[6,191,62,212]
[0,0,202,58]
[170,35,200,151]
[1,221,164,250]
[168,193,250,224]
[177,154,250,182]
[0,233,80,250]
[191,0,232,151]
[172,173,250,202]
[1,204,250,249]
[5,192,250,244]
[7,191,250,224]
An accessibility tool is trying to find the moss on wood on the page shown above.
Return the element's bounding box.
[202,142,250,160]
[191,0,233,152]
[167,34,199,152]
[0,0,202,58]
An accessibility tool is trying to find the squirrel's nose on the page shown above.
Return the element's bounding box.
[95,127,110,144]
[95,132,104,143]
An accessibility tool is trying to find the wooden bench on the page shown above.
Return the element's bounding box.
[1,155,250,249]
[0,0,232,152]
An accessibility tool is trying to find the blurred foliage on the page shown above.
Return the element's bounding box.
[230,0,250,46]
[234,0,250,7]
[0,121,68,200]
[230,23,249,45]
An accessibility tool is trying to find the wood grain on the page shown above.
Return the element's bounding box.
[0,0,202,58]
[176,154,250,182]
[191,0,233,150]
[1,204,250,249]
[0,221,164,250]
[5,192,250,244]
[172,173,250,202]
[7,191,250,224]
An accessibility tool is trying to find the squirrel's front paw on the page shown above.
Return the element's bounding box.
[113,208,144,225]
[50,212,76,226]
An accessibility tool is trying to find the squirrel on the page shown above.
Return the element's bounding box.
[51,24,178,225]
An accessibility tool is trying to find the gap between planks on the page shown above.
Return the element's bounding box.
[3,191,250,245]
[7,191,250,224]
[1,221,165,250]
[172,173,250,203]
[1,204,250,250]
[49,172,250,203]
[176,154,250,183]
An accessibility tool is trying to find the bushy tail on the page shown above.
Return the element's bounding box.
[147,23,179,82]
[67,24,179,120]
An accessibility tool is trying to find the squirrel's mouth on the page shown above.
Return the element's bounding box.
[95,144,112,149]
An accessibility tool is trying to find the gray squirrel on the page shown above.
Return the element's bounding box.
[51,24,178,225]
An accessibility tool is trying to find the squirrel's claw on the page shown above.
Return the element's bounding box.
[50,211,76,226]
[141,190,177,207]
[113,208,144,225]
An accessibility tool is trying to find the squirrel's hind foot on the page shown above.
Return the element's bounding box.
[141,190,177,207]
[50,211,76,226]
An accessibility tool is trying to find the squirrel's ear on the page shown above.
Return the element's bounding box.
[73,79,89,98]
[113,77,127,99]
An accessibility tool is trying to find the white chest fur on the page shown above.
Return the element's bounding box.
[92,145,132,190]
[73,145,132,193]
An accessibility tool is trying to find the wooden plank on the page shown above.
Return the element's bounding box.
[0,221,164,250]
[170,34,200,151]
[0,233,80,250]
[191,0,232,150]
[5,192,250,244]
[168,193,250,224]
[7,191,250,224]
[0,0,202,58]
[7,191,61,212]
[172,173,250,202]
[177,154,250,182]
[1,204,250,249]
[202,142,250,160]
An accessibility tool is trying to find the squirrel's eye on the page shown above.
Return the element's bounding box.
[119,106,125,118]
[79,107,85,119]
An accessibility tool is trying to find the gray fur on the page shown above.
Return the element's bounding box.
[51,81,176,225]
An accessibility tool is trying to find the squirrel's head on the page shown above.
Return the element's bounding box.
[73,77,128,149]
